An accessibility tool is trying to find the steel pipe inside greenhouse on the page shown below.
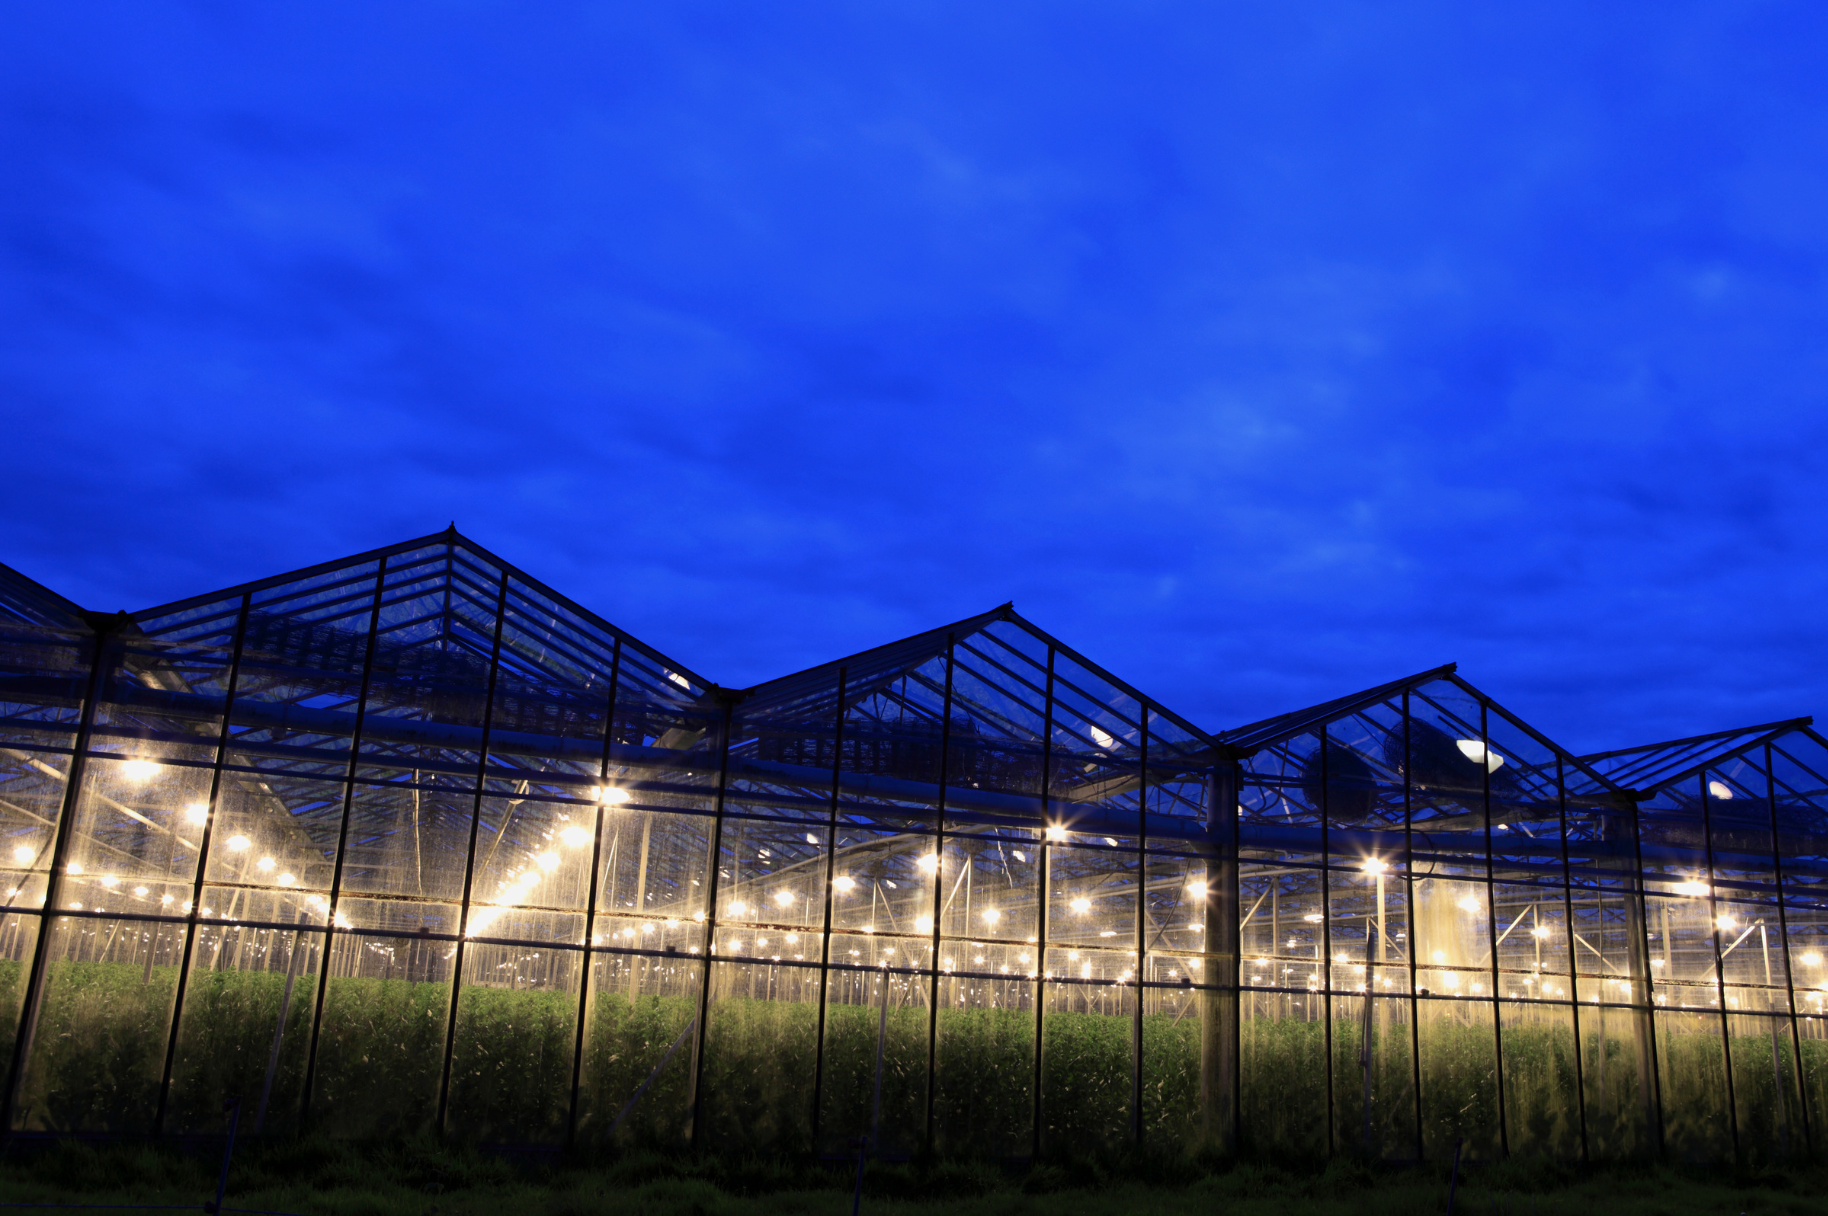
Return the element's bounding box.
[0,527,1826,1166]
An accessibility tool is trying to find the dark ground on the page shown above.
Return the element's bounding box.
[0,1138,1823,1216]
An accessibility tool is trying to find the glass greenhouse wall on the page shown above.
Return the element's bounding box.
[0,530,1824,1165]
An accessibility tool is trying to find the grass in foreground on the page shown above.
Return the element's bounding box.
[1,1139,1826,1216]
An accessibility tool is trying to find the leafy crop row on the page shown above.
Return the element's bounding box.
[7,960,1822,1164]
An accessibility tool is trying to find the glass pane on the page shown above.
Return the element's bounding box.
[64,755,214,897]
[932,950,1034,1157]
[165,924,322,1134]
[1498,1000,1581,1159]
[1798,1011,1828,1156]
[445,943,583,1144]
[694,947,820,1154]
[0,911,41,1067]
[1331,993,1415,1160]
[1579,997,1654,1160]
[817,944,929,1157]
[1040,949,1133,1153]
[1654,1007,1733,1162]
[307,924,454,1138]
[575,948,701,1149]
[597,809,712,926]
[204,777,343,909]
[337,783,478,904]
[1238,982,1326,1158]
[940,829,1040,944]
[16,913,180,1132]
[0,605,85,911]
[1726,1009,1804,1162]
[1047,844,1137,952]
[1417,996,1499,1159]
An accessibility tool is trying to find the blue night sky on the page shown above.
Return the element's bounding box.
[4,3,1826,754]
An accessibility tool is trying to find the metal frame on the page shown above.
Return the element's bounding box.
[0,532,1824,1170]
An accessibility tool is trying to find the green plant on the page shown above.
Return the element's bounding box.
[6,959,1808,1168]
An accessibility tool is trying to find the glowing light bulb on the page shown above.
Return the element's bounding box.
[730,901,750,917]
[12,846,33,865]
[1045,825,1067,842]
[559,826,591,847]
[693,910,706,922]
[596,787,630,805]
[1303,913,1323,923]
[1716,915,1737,932]
[1708,780,1734,800]
[121,759,159,781]
[1185,881,1207,898]
[833,877,856,893]
[785,933,799,943]
[1675,879,1710,897]
[915,916,934,933]
[226,835,250,852]
[1433,951,1446,963]
[982,908,1001,925]
[917,854,940,873]
[256,856,276,872]
[133,886,148,897]
[1458,896,1481,913]
[1531,925,1551,939]
[160,894,174,905]
[537,851,560,871]
[1454,739,1505,772]
[1070,897,1092,914]
[278,873,296,886]
[185,802,210,825]
[1805,952,1824,967]
[67,862,83,875]
[100,875,119,889]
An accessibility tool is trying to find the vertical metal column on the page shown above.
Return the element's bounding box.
[808,666,848,1149]
[686,699,736,1151]
[1319,727,1336,1156]
[1766,742,1811,1152]
[1129,716,1148,1145]
[1697,770,1740,1161]
[433,568,511,1133]
[1200,754,1239,1154]
[297,559,389,1128]
[1554,757,1591,1163]
[1619,790,1664,1155]
[565,638,621,1146]
[2,615,113,1129]
[1402,693,1423,1159]
[153,592,254,1133]
[1482,704,1510,1156]
[922,640,955,1156]
[1028,646,1055,1161]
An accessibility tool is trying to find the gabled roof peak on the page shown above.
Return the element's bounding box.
[1222,663,1458,752]
[1580,717,1815,795]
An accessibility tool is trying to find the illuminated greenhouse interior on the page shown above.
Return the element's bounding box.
[0,529,1824,1163]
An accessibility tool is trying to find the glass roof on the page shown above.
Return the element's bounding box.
[1577,718,1812,795]
[0,562,91,631]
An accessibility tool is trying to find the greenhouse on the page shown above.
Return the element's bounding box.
[0,529,1824,1165]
